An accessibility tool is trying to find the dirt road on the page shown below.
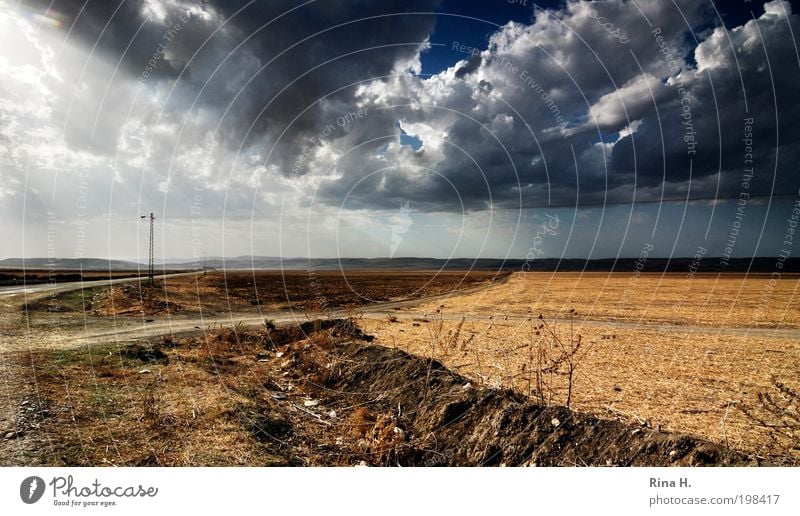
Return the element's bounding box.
[0,270,201,298]
[61,307,800,346]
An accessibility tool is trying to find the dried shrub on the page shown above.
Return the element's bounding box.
[738,376,800,463]
[349,407,405,465]
[526,309,595,408]
[140,381,177,432]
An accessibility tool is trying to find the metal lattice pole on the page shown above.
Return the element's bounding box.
[149,212,154,284]
[141,212,155,285]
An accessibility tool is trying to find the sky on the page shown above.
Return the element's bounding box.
[1,0,799,262]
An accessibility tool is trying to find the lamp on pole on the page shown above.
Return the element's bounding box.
[140,213,154,285]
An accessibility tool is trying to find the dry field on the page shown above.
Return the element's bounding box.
[2,269,798,465]
[32,270,505,317]
[11,321,750,466]
[157,269,505,313]
[406,271,800,329]
[359,272,800,461]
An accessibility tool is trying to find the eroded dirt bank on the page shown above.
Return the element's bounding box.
[5,319,756,466]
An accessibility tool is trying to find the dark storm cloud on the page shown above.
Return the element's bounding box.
[23,0,443,155]
[311,0,800,212]
[19,0,800,215]
[609,2,800,201]
[23,0,187,79]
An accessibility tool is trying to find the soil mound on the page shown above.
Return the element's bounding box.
[94,284,182,316]
[251,319,755,466]
[25,318,758,466]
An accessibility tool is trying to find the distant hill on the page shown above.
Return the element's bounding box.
[0,258,143,270]
[2,256,797,273]
[162,255,800,272]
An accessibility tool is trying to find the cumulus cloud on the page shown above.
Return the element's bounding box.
[2,0,799,259]
[5,0,443,220]
[309,0,798,212]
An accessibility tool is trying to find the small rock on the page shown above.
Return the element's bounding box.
[328,410,337,418]
[275,351,285,358]
[551,418,560,427]
[462,382,472,390]
[303,399,320,407]
[4,431,18,440]
[393,427,406,440]
[669,450,678,459]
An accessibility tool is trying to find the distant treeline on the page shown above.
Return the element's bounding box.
[0,272,82,286]
[0,269,187,287]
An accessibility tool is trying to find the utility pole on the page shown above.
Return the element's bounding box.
[140,212,155,285]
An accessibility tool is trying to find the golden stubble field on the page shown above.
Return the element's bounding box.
[359,272,800,460]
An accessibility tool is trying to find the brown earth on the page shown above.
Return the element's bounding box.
[12,319,755,467]
[358,271,800,461]
[34,270,507,317]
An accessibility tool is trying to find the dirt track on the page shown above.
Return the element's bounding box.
[58,309,800,349]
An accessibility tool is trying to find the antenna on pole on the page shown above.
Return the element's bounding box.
[140,212,155,285]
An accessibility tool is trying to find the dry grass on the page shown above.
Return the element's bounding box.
[359,271,800,462]
[415,271,800,329]
[25,320,391,466]
[30,328,292,466]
